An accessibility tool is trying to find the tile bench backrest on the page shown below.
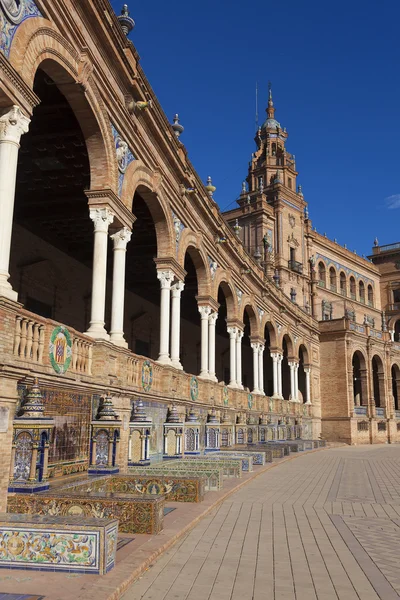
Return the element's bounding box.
[129,467,223,491]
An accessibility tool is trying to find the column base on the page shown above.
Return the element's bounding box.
[208,374,218,383]
[252,388,261,395]
[157,355,172,366]
[0,284,17,302]
[228,382,238,389]
[171,359,183,370]
[110,332,128,348]
[199,371,209,379]
[85,323,110,341]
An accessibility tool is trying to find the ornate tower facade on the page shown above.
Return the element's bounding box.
[223,88,310,309]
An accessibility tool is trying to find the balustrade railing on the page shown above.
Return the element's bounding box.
[13,316,45,363]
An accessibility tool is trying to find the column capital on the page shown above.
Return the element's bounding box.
[259,344,265,353]
[0,106,30,144]
[304,366,311,374]
[171,280,185,295]
[198,305,212,319]
[270,352,283,361]
[110,227,132,249]
[157,269,174,289]
[227,326,238,337]
[236,329,244,342]
[251,342,260,351]
[89,207,114,232]
[209,311,218,325]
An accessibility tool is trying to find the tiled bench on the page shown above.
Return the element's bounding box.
[63,474,206,503]
[0,513,117,574]
[217,450,271,465]
[177,457,247,475]
[129,466,223,491]
[7,490,164,534]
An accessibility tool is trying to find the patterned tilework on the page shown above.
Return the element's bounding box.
[0,0,42,58]
[0,514,117,575]
[315,252,375,286]
[7,491,164,535]
[0,596,44,600]
[129,466,223,492]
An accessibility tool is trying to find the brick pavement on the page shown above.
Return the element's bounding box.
[123,446,400,600]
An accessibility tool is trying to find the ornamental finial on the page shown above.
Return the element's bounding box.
[171,114,184,138]
[118,5,135,36]
[205,176,216,198]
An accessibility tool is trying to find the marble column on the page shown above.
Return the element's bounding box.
[294,363,299,402]
[289,361,296,401]
[110,227,131,347]
[199,305,212,378]
[236,329,244,390]
[208,311,218,382]
[157,269,174,364]
[251,343,260,394]
[259,344,265,395]
[227,326,237,387]
[170,280,184,369]
[271,352,279,397]
[85,208,114,340]
[0,106,30,301]
[277,354,283,398]
[305,367,311,404]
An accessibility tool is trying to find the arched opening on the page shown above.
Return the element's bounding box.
[391,364,400,411]
[37,431,48,483]
[298,345,308,403]
[282,335,293,400]
[352,351,367,406]
[329,267,337,292]
[242,305,257,391]
[180,248,204,374]
[263,323,275,396]
[126,190,161,360]
[340,272,347,296]
[372,355,384,408]
[318,262,326,288]
[216,283,233,383]
[367,285,374,307]
[359,280,365,304]
[395,320,400,342]
[10,66,93,331]
[349,276,356,300]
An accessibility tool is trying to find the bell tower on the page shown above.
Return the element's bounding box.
[223,85,310,305]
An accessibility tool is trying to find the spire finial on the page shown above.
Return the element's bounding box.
[268,81,273,104]
[118,4,135,36]
[171,114,184,138]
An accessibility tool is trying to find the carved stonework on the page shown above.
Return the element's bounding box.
[0,106,30,144]
[208,256,218,280]
[111,227,132,250]
[288,213,296,229]
[89,208,114,233]
[287,232,299,247]
[157,269,174,289]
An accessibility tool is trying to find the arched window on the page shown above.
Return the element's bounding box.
[318,262,326,288]
[329,267,337,291]
[340,272,347,296]
[392,364,400,411]
[349,276,356,299]
[367,285,374,307]
[359,281,365,304]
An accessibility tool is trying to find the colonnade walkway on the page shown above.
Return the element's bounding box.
[124,445,400,600]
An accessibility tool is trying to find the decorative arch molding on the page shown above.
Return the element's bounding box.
[240,300,260,337]
[281,331,295,358]
[261,318,278,349]
[9,23,116,191]
[214,273,238,321]
[178,230,211,296]
[350,347,368,369]
[121,162,174,258]
[298,342,310,365]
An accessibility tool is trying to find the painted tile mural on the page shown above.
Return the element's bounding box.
[17,383,91,477]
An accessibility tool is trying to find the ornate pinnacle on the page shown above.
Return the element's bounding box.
[118,4,135,36]
[205,176,216,198]
[171,114,184,138]
[19,378,45,419]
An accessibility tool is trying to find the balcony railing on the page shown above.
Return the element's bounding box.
[288,260,303,274]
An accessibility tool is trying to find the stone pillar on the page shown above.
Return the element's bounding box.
[236,330,244,390]
[42,444,50,480]
[9,445,16,480]
[29,446,38,482]
[0,106,30,301]
[107,440,114,467]
[289,361,296,401]
[294,363,299,402]
[305,367,311,404]
[251,343,260,394]
[271,353,279,397]
[170,281,184,369]
[208,312,218,382]
[227,326,237,388]
[199,305,211,378]
[277,354,283,398]
[259,344,265,395]
[85,208,114,340]
[110,227,131,347]
[157,270,174,364]
[91,439,97,466]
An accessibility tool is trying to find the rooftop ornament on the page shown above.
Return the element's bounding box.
[117,4,135,36]
[171,114,184,138]
[135,100,152,111]
[242,181,247,193]
[233,219,242,237]
[205,176,216,198]
[304,205,309,219]
[167,404,181,423]
[374,237,379,247]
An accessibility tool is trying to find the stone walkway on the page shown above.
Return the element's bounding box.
[123,446,400,600]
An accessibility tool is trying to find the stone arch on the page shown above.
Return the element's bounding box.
[318,260,326,286]
[391,363,400,411]
[352,349,367,407]
[329,265,337,291]
[359,279,366,303]
[178,230,210,296]
[298,343,310,365]
[121,163,174,258]
[339,271,347,295]
[367,284,374,306]
[240,301,260,337]
[10,24,115,191]
[281,332,295,358]
[372,354,385,408]
[388,316,400,340]
[214,272,237,321]
[261,318,278,349]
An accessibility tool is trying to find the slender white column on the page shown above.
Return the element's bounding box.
[157,270,174,364]
[0,106,30,301]
[208,311,218,382]
[277,354,283,398]
[170,280,184,369]
[236,329,244,390]
[294,363,299,402]
[227,326,237,388]
[251,342,260,394]
[288,361,296,401]
[85,208,114,340]
[110,227,131,347]
[259,344,265,395]
[199,305,211,378]
[305,367,311,404]
[271,352,279,397]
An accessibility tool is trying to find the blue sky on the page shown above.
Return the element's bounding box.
[111,0,400,256]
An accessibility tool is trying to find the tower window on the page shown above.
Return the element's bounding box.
[288,177,292,189]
